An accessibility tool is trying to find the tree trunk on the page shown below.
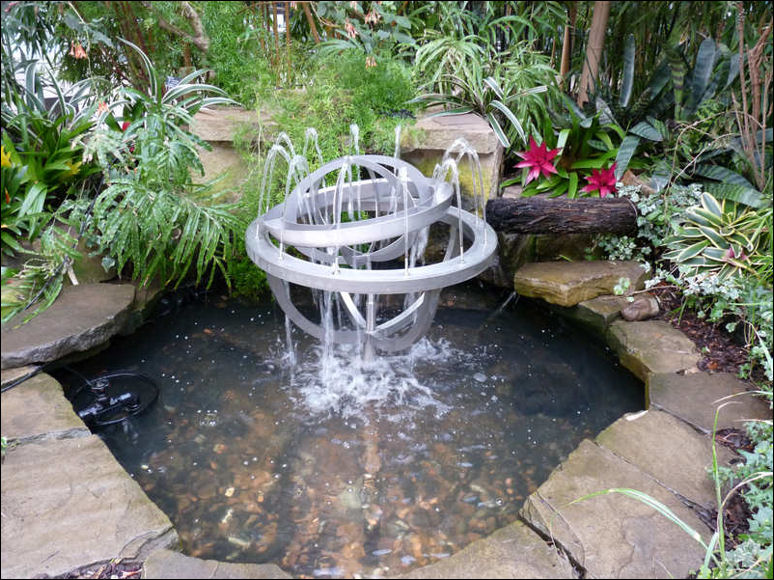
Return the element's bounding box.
[486,196,637,235]
[577,0,611,106]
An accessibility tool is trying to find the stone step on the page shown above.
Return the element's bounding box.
[0,435,178,578]
[596,409,734,508]
[142,549,290,579]
[392,521,573,579]
[648,372,772,434]
[606,320,701,381]
[513,260,648,307]
[0,372,87,442]
[520,439,708,579]
[1,283,136,369]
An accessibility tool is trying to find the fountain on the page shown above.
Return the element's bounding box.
[54,127,644,578]
[245,129,497,360]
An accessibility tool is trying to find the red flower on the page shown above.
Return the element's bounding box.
[121,121,131,131]
[515,136,559,184]
[581,163,618,198]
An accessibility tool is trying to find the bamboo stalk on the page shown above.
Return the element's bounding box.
[285,2,291,84]
[272,2,280,80]
[302,2,320,43]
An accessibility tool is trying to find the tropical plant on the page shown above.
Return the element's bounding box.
[1,217,82,324]
[663,192,772,281]
[314,1,415,63]
[412,44,555,149]
[503,104,622,198]
[80,40,242,290]
[0,60,102,255]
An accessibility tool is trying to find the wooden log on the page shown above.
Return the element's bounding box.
[486,196,638,235]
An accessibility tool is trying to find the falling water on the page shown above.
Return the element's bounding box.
[250,127,496,417]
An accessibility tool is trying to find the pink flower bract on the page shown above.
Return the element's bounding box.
[581,163,618,198]
[515,137,559,184]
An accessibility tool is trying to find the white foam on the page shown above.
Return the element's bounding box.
[287,338,467,420]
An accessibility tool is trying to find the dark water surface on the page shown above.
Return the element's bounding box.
[56,284,643,578]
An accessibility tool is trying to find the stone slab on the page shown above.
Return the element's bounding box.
[190,106,269,143]
[192,143,250,201]
[520,439,708,579]
[401,112,499,155]
[142,549,291,579]
[648,372,772,434]
[0,372,87,442]
[514,260,648,307]
[401,112,503,201]
[1,436,178,579]
[1,283,136,369]
[567,294,630,334]
[606,320,700,381]
[0,364,38,388]
[393,520,573,579]
[596,409,734,507]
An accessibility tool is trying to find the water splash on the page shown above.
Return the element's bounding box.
[251,126,497,416]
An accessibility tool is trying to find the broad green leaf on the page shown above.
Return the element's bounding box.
[675,240,711,262]
[486,112,510,148]
[686,208,723,228]
[615,135,641,179]
[489,100,525,144]
[568,172,579,199]
[686,38,717,116]
[700,192,723,217]
[18,183,47,217]
[697,225,728,247]
[702,183,766,209]
[694,165,755,189]
[629,121,663,142]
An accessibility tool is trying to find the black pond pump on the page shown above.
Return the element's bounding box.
[72,372,159,427]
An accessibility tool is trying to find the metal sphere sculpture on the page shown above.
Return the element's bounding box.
[246,144,496,356]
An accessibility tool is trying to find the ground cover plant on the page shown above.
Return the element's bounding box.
[1,2,771,577]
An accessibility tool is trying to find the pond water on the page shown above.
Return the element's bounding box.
[56,283,643,578]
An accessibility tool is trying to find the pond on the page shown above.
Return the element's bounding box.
[55,283,643,578]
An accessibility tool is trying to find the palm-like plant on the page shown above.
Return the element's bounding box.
[82,40,242,289]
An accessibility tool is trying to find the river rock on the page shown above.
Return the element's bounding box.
[621,294,660,321]
[513,260,648,307]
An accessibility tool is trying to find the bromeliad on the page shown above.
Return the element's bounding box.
[581,163,618,198]
[515,137,560,184]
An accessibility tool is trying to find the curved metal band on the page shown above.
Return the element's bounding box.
[246,206,496,295]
